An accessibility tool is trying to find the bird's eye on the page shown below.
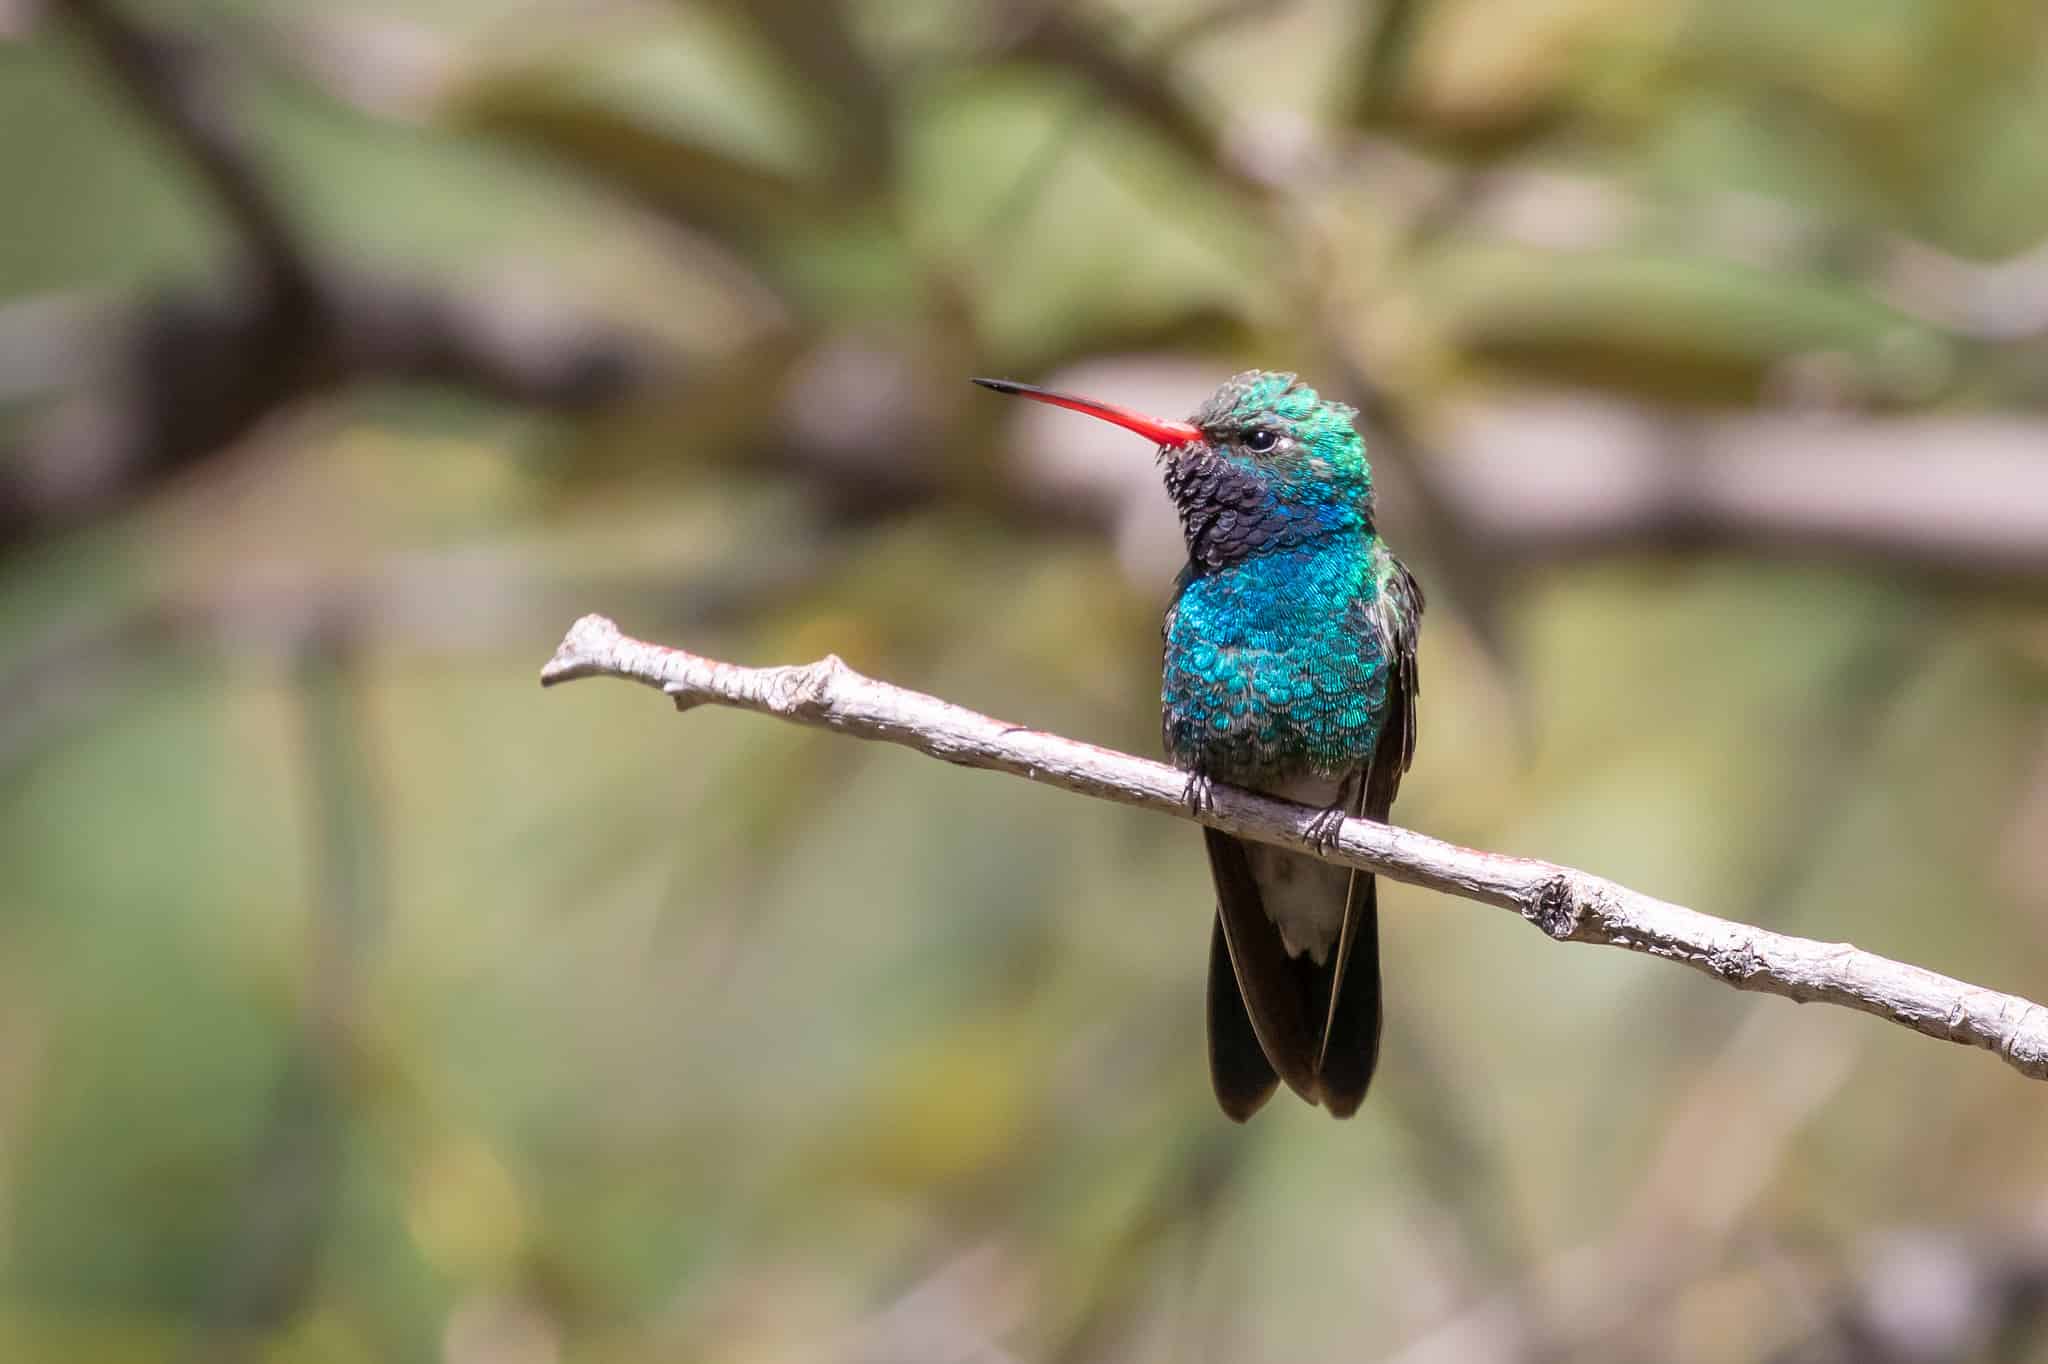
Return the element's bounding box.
[1244,428,1277,453]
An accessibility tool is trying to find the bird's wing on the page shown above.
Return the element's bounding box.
[1315,554,1423,1108]
[1365,553,1423,821]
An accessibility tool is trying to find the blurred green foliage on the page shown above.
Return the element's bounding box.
[3,0,2048,1360]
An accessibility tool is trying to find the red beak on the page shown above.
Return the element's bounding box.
[973,378,1202,447]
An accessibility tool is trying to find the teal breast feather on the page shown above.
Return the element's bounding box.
[1163,544,1388,781]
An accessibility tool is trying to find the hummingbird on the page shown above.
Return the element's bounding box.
[975,371,1421,1119]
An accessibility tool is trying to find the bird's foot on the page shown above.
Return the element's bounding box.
[1305,803,1349,856]
[1182,771,1215,818]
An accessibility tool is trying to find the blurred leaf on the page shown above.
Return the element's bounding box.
[442,16,844,257]
[1351,0,1672,155]
[701,0,895,190]
[448,77,822,253]
[1899,77,2048,258]
[1416,242,1955,399]
[1347,0,1426,125]
[999,9,1238,189]
[899,69,1266,356]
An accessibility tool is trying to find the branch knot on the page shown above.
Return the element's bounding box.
[1706,937,1763,983]
[1525,874,1581,940]
[787,654,846,714]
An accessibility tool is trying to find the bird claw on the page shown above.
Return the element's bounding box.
[1183,772,1215,818]
[1305,803,1348,855]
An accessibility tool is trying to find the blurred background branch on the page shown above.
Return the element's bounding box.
[59,0,313,299]
[6,0,665,553]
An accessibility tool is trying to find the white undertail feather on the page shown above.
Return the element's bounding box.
[1242,770,1355,963]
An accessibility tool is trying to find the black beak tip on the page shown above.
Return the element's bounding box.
[972,377,1023,395]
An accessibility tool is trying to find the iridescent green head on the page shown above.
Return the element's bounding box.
[1185,370,1371,521]
[974,370,1374,564]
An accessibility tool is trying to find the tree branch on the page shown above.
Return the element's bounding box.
[541,614,2048,1083]
[8,0,666,555]
[59,0,316,300]
[1438,401,2048,587]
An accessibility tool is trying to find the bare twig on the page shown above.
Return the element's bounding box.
[541,614,2048,1084]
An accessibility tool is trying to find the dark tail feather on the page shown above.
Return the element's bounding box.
[1203,827,1319,1105]
[1207,913,1279,1121]
[1314,872,1383,1118]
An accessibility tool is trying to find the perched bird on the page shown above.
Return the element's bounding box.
[975,371,1421,1120]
